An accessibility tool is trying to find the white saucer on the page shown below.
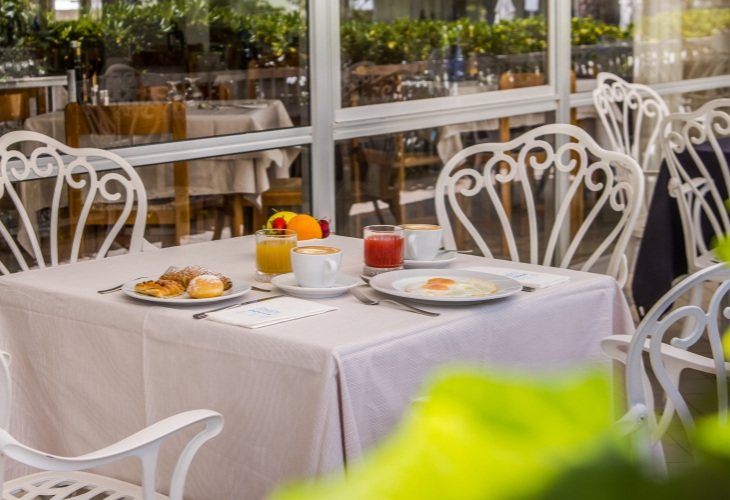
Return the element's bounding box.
[271,273,360,298]
[404,252,458,269]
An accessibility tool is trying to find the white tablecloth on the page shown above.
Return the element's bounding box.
[0,235,634,499]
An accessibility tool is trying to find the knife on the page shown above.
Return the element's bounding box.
[193,295,284,319]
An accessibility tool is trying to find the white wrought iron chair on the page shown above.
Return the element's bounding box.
[434,122,644,287]
[592,72,671,281]
[0,350,224,499]
[0,130,148,274]
[660,98,730,321]
[600,262,730,476]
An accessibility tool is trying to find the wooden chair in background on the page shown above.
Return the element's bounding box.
[0,89,34,124]
[497,71,583,241]
[227,62,305,232]
[345,62,442,225]
[65,101,191,245]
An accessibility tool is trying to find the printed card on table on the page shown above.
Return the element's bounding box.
[206,296,336,328]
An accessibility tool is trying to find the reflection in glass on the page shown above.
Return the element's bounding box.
[340,2,552,107]
[184,77,203,107]
[165,81,183,102]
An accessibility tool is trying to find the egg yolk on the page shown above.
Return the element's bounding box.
[426,278,456,285]
[422,283,451,290]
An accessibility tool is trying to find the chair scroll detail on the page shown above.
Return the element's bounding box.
[661,98,730,277]
[434,123,644,286]
[0,351,223,500]
[600,262,730,475]
[0,130,148,274]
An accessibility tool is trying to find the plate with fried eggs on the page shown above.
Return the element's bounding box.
[368,269,521,304]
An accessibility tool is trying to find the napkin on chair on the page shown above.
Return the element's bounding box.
[206,296,336,328]
[465,266,570,289]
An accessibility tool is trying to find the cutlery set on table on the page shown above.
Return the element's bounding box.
[97,224,566,325]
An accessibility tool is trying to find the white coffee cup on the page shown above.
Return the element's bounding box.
[291,246,342,288]
[402,224,443,261]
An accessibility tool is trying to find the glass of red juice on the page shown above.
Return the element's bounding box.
[363,225,404,276]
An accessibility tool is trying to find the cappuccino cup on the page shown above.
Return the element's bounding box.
[402,224,443,261]
[291,246,342,288]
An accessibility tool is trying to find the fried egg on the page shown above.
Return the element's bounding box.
[404,277,498,298]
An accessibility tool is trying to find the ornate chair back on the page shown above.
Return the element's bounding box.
[0,130,147,274]
[434,123,644,286]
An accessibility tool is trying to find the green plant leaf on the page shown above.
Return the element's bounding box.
[268,366,632,500]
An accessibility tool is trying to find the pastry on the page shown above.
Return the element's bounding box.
[160,265,232,290]
[134,279,185,298]
[187,274,225,299]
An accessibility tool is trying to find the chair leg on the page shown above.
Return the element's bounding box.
[231,194,244,237]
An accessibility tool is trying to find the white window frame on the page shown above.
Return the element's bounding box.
[101,1,730,235]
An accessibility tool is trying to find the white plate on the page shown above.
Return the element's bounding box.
[368,269,521,305]
[122,277,251,306]
[404,252,458,269]
[271,273,360,298]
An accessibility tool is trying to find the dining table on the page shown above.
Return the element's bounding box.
[632,136,730,317]
[0,235,634,499]
[22,99,299,207]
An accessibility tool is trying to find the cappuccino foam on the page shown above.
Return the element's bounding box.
[293,246,340,255]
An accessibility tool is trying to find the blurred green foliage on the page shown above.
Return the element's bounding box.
[1,2,728,74]
[267,366,730,500]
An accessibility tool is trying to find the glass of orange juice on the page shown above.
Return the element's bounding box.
[255,228,297,282]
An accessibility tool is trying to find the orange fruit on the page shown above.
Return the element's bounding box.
[287,214,323,240]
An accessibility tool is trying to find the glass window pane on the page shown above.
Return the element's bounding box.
[572,1,730,89]
[5,144,309,260]
[336,116,621,267]
[1,0,308,145]
[340,1,549,108]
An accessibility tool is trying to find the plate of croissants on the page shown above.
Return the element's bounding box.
[122,265,251,305]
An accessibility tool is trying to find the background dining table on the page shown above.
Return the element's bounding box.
[22,100,300,208]
[0,235,634,499]
[632,136,730,317]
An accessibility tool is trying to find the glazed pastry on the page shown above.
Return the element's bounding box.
[134,279,185,298]
[187,275,225,299]
[160,265,232,290]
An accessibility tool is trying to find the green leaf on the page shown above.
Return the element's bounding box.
[268,366,631,500]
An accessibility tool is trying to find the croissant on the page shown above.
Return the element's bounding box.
[160,265,232,290]
[134,279,185,298]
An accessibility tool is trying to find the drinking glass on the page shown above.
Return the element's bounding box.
[363,225,404,276]
[255,228,297,282]
[166,81,182,102]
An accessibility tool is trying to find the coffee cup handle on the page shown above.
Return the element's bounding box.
[325,260,338,278]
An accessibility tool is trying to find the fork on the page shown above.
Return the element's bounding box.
[97,265,176,294]
[350,287,440,317]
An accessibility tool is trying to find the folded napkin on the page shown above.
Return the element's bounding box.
[206,296,336,329]
[465,266,570,288]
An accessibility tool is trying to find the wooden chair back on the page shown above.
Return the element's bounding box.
[64,101,190,244]
[345,62,440,225]
[0,91,32,123]
[499,71,578,142]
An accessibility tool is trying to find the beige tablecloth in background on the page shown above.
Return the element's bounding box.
[0,235,634,499]
[22,100,299,207]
